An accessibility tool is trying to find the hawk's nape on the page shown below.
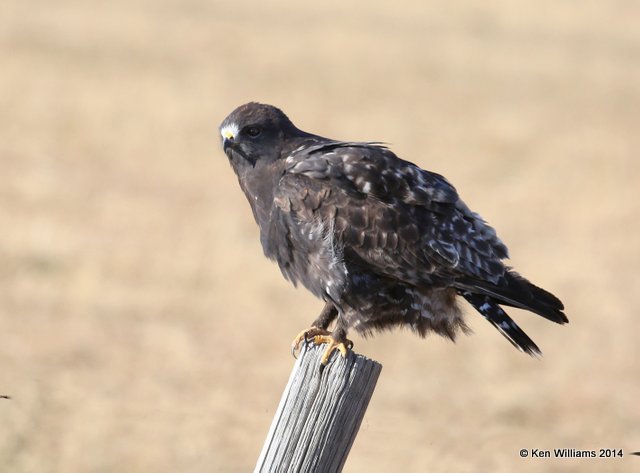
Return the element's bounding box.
[219,102,567,365]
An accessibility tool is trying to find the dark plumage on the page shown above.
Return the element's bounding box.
[219,102,567,363]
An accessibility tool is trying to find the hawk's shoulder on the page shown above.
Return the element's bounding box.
[284,141,459,209]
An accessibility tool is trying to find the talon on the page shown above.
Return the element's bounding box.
[290,327,353,366]
[291,326,331,358]
[316,335,353,365]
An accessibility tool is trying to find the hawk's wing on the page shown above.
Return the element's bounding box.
[277,142,509,287]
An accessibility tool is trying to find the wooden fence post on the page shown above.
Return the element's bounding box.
[255,342,382,472]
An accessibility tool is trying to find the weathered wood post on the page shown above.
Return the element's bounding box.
[255,342,382,473]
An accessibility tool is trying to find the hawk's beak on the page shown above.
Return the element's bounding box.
[222,137,232,153]
[221,126,237,154]
[222,132,235,153]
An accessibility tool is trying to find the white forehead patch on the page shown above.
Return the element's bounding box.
[220,123,239,140]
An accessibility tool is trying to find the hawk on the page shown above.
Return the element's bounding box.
[219,102,567,366]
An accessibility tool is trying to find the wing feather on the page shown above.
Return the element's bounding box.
[279,142,508,287]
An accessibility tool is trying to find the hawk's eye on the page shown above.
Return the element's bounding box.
[244,126,262,138]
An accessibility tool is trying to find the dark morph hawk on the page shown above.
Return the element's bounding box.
[220,102,567,365]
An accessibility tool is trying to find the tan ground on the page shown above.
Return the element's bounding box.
[1,1,639,471]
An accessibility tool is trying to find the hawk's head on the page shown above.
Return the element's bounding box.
[219,102,303,170]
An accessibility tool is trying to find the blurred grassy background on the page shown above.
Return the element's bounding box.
[1,0,639,471]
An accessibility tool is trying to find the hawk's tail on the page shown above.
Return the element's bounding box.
[457,270,568,325]
[461,291,541,356]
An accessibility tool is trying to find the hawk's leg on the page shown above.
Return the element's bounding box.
[315,323,354,367]
[312,303,338,330]
[291,306,353,367]
[290,303,337,357]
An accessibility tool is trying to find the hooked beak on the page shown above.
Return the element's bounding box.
[222,136,233,153]
[220,125,238,153]
[219,123,254,166]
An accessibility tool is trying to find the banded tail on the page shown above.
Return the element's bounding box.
[461,291,541,356]
[458,271,567,355]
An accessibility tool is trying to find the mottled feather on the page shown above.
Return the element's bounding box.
[219,102,567,355]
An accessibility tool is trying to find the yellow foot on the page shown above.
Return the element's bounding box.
[291,326,331,358]
[315,335,354,366]
[291,327,353,366]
